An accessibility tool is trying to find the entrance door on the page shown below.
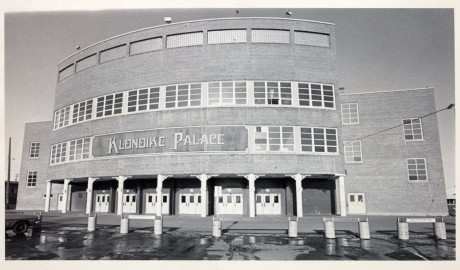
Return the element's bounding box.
[179,193,201,215]
[256,193,281,215]
[123,194,137,213]
[95,194,110,213]
[348,193,366,214]
[145,193,170,215]
[216,194,243,215]
[57,194,65,212]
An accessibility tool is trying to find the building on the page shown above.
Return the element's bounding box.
[16,17,448,217]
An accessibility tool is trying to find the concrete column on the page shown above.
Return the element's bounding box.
[156,175,166,216]
[294,174,303,218]
[86,177,97,214]
[198,174,209,217]
[61,179,71,213]
[337,176,347,216]
[44,181,52,212]
[246,174,257,218]
[115,176,128,215]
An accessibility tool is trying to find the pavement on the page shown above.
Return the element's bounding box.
[4,213,456,260]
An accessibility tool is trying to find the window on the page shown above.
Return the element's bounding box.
[72,99,93,124]
[343,141,363,163]
[255,126,294,152]
[50,142,67,164]
[129,37,162,55]
[208,29,247,44]
[294,31,330,47]
[165,83,201,108]
[127,87,160,112]
[53,106,71,129]
[300,127,337,153]
[99,44,127,63]
[251,29,290,43]
[298,83,311,106]
[76,54,98,72]
[68,138,91,161]
[254,81,292,105]
[341,103,359,125]
[167,32,203,48]
[27,171,37,187]
[29,142,40,158]
[407,158,428,181]
[207,81,247,105]
[58,64,74,81]
[403,118,423,141]
[96,93,123,117]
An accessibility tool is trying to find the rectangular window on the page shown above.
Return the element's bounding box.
[96,93,123,118]
[29,142,40,158]
[129,37,162,55]
[51,138,90,164]
[301,127,337,153]
[251,29,290,44]
[58,64,74,81]
[76,53,98,72]
[165,83,201,108]
[72,99,93,124]
[255,126,294,152]
[254,81,292,105]
[207,81,247,106]
[99,44,127,63]
[167,32,204,48]
[343,141,363,163]
[341,103,359,125]
[294,31,330,47]
[50,142,67,164]
[27,171,38,187]
[208,29,247,44]
[53,106,71,129]
[407,158,428,181]
[127,87,160,113]
[403,118,423,141]
[298,83,310,106]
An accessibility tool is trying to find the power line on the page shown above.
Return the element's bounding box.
[356,103,455,141]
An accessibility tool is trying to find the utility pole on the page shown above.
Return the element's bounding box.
[6,137,11,208]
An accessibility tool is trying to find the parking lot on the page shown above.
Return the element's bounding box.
[5,214,456,260]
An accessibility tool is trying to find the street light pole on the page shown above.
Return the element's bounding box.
[6,137,11,208]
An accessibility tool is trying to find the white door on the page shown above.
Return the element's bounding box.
[348,193,366,215]
[256,193,281,215]
[216,194,243,215]
[58,194,65,212]
[95,194,110,213]
[179,193,201,215]
[145,193,170,215]
[123,194,137,213]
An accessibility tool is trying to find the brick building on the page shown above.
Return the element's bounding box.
[16,17,448,217]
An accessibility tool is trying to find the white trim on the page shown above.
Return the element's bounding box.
[339,87,434,96]
[406,158,429,182]
[341,103,359,126]
[343,140,363,164]
[29,141,41,159]
[26,170,38,188]
[402,117,424,142]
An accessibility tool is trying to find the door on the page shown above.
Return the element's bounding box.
[256,193,281,215]
[145,193,170,214]
[216,194,243,215]
[57,194,65,212]
[123,194,137,213]
[95,194,110,213]
[179,193,201,215]
[348,193,366,214]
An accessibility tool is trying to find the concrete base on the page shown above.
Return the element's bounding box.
[359,221,370,240]
[398,222,409,240]
[88,215,97,232]
[324,220,335,239]
[120,218,129,234]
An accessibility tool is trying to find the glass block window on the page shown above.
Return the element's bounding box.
[53,106,71,129]
[255,126,294,152]
[403,118,423,141]
[165,83,201,108]
[50,142,67,164]
[76,54,97,72]
[208,29,247,44]
[407,158,428,181]
[129,37,162,55]
[251,29,290,43]
[127,87,160,112]
[294,31,330,47]
[167,32,203,48]
[96,92,123,117]
[343,141,363,163]
[254,81,292,105]
[27,171,37,187]
[29,142,40,158]
[58,64,74,81]
[341,103,359,125]
[208,81,247,105]
[300,127,337,153]
[72,99,93,124]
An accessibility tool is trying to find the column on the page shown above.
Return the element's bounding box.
[61,179,71,213]
[245,174,257,218]
[337,176,347,216]
[86,177,97,214]
[44,181,52,212]
[294,174,303,218]
[198,174,209,217]
[156,175,166,216]
[115,176,128,215]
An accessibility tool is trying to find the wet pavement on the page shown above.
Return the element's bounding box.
[5,218,456,260]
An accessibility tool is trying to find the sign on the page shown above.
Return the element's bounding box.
[92,126,248,157]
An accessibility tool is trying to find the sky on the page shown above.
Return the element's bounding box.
[4,8,455,196]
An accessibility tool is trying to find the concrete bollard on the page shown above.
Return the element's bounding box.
[288,217,298,238]
[325,239,336,256]
[434,221,447,240]
[120,216,129,234]
[398,221,409,240]
[324,219,336,239]
[359,220,370,240]
[154,216,163,235]
[87,214,97,232]
[212,217,222,238]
